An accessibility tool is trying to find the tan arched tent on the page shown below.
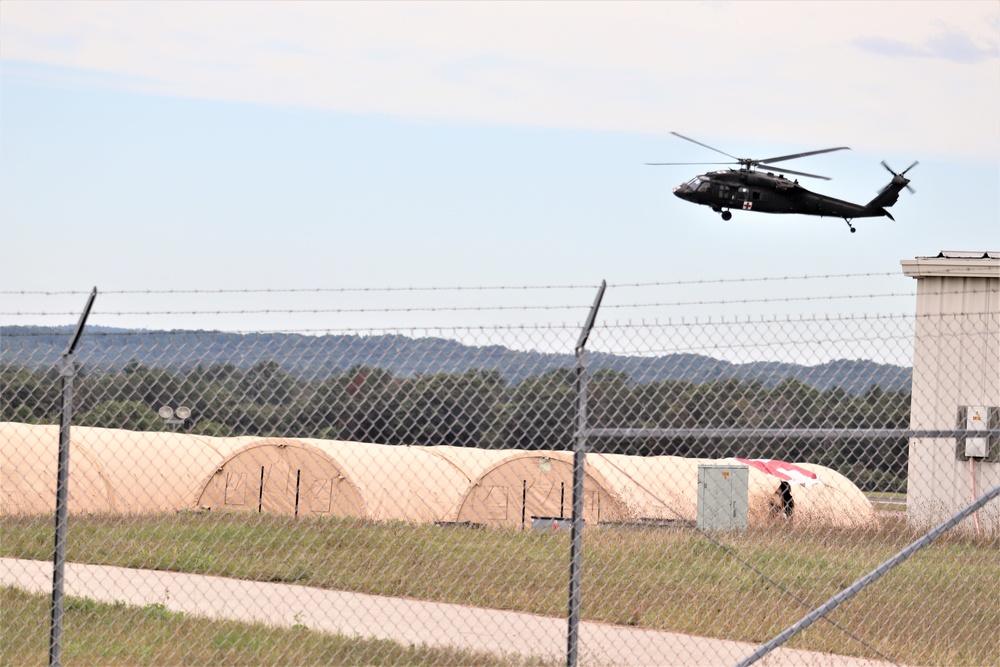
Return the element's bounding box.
[196,439,485,523]
[2,422,110,514]
[414,445,526,521]
[2,422,874,528]
[0,422,249,515]
[774,461,876,528]
[719,458,875,527]
[197,439,366,518]
[586,453,706,522]
[584,453,874,528]
[454,450,629,529]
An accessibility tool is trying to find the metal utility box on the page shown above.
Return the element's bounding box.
[697,465,749,531]
[956,406,1000,461]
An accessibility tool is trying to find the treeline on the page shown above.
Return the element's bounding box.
[0,360,910,492]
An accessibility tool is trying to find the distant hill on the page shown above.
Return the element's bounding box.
[0,326,911,394]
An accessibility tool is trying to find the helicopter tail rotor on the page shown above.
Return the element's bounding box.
[881,160,918,193]
[865,159,917,213]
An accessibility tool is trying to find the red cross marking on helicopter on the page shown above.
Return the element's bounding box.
[743,201,753,210]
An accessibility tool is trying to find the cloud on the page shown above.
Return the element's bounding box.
[854,28,999,64]
[1,1,998,159]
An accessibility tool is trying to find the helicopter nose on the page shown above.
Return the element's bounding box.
[673,185,691,200]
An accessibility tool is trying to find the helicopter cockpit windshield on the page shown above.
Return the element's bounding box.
[674,175,710,200]
[674,176,705,194]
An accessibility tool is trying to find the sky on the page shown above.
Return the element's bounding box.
[1,1,998,340]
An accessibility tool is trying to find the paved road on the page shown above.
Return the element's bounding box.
[2,557,900,666]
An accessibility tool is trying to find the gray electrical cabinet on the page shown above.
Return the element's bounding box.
[956,406,1000,462]
[697,465,749,531]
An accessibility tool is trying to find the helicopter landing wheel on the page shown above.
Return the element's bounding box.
[721,210,733,221]
[844,219,856,233]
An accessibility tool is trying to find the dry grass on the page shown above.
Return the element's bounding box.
[2,512,997,666]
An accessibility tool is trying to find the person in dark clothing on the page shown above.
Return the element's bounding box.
[770,480,795,518]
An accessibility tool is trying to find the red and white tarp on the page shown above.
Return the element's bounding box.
[733,458,821,485]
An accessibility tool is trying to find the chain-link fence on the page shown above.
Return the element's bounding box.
[2,278,998,666]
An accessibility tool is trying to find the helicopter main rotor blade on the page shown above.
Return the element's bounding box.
[670,132,740,161]
[645,161,736,166]
[665,132,847,179]
[758,164,832,180]
[760,146,850,164]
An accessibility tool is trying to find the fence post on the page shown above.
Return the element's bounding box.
[567,280,606,667]
[49,288,96,667]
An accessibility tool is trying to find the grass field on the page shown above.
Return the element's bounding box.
[2,512,997,666]
[865,492,907,513]
[0,586,546,666]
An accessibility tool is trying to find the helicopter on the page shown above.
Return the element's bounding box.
[650,132,917,233]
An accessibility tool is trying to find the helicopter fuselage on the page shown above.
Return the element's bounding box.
[673,169,883,220]
[653,132,916,232]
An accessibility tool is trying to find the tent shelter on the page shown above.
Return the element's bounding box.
[453,450,628,529]
[414,445,526,521]
[2,422,874,528]
[2,422,110,514]
[0,422,247,515]
[765,461,876,528]
[197,439,481,522]
[722,458,875,527]
[198,439,365,518]
[586,453,706,523]
[568,454,875,529]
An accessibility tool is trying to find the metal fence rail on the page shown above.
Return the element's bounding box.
[1,281,997,667]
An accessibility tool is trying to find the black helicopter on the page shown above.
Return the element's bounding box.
[650,132,917,233]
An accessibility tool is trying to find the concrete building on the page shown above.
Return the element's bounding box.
[901,251,1000,532]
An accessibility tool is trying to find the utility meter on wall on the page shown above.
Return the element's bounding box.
[957,406,1000,461]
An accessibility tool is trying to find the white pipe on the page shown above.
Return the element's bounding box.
[970,457,981,534]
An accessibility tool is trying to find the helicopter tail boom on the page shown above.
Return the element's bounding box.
[865,187,903,212]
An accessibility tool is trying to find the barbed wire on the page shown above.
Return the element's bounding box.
[600,312,918,326]
[4,310,992,332]
[4,312,992,347]
[0,271,914,297]
[0,285,596,297]
[609,272,905,288]
[8,290,993,319]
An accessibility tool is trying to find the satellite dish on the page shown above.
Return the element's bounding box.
[157,406,174,419]
[175,406,192,420]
